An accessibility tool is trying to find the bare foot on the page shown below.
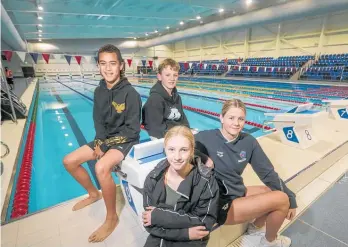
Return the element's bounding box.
[72,192,102,211]
[88,215,119,242]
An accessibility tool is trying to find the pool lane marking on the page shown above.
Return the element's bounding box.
[50,85,101,189]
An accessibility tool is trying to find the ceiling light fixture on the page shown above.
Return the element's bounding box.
[39,39,42,42]
[166,26,170,29]
[38,16,43,20]
[38,30,42,32]
[196,16,201,20]
[38,6,43,11]
[39,34,42,37]
[219,8,224,13]
[246,0,252,5]
[154,30,158,33]
[145,33,148,36]
[38,24,42,27]
[179,21,184,25]
[134,37,137,40]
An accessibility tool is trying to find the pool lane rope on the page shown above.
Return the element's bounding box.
[11,84,39,219]
[139,94,272,131]
[134,85,281,111]
[57,80,272,131]
[75,79,282,111]
[136,78,326,106]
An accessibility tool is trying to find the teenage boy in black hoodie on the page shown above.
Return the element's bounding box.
[63,44,141,243]
[142,58,189,139]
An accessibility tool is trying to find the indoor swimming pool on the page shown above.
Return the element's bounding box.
[5,77,347,222]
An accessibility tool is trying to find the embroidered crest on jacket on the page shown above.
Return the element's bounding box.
[112,102,125,113]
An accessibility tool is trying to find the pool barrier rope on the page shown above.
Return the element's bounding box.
[139,94,272,131]
[133,85,281,111]
[11,84,39,219]
[57,80,272,131]
[135,78,324,106]
[71,79,282,111]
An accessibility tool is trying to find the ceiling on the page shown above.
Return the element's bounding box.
[3,0,293,42]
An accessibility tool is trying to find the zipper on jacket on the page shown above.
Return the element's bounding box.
[109,92,112,118]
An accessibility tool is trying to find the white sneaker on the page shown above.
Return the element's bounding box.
[246,222,266,236]
[259,235,291,247]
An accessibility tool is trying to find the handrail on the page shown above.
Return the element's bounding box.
[1,141,10,159]
[1,64,17,123]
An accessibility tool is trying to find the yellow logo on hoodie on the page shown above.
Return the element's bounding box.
[112,101,125,113]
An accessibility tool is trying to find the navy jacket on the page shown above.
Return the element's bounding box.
[195,129,297,208]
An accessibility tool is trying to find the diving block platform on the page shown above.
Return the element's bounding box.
[264,103,328,149]
[322,99,348,120]
[115,139,166,225]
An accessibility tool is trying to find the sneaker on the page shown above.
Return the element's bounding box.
[247,222,266,236]
[259,235,291,247]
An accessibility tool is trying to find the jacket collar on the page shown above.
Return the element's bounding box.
[150,81,178,103]
[150,159,201,201]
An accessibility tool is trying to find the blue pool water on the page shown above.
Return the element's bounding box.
[6,76,347,220]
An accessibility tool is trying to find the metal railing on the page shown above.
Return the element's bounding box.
[1,62,17,123]
[1,141,10,159]
[1,142,10,176]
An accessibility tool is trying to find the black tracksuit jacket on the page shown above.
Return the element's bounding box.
[143,158,219,247]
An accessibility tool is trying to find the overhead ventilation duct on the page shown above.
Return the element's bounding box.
[1,5,26,51]
[140,0,348,48]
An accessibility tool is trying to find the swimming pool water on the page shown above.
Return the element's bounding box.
[7,76,344,220]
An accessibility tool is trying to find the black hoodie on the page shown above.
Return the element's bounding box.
[142,81,189,139]
[143,157,219,247]
[93,78,141,153]
[195,129,297,209]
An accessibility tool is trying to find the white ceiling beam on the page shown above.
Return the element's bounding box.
[15,23,157,28]
[6,9,197,21]
[109,0,124,10]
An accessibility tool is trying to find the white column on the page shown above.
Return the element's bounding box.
[184,40,188,61]
[244,28,251,59]
[275,23,282,58]
[317,15,328,58]
[220,34,224,60]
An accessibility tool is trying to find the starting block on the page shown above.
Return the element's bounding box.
[322,99,348,120]
[264,103,327,149]
[115,139,166,224]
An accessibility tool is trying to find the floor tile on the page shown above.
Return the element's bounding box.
[282,219,348,247]
[1,221,19,245]
[16,225,59,247]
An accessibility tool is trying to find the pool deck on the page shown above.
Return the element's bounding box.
[1,80,37,214]
[1,77,348,247]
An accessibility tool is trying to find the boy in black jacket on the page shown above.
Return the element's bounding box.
[63,44,141,243]
[142,58,189,139]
